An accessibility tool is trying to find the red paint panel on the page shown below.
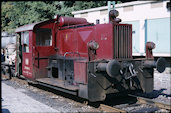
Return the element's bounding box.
[22,53,33,78]
[59,29,77,56]
[95,24,113,60]
[32,22,57,79]
[33,59,49,78]
[76,27,95,57]
[22,31,33,78]
[74,61,87,84]
[35,46,56,57]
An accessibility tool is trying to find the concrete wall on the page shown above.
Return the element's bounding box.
[72,1,170,57]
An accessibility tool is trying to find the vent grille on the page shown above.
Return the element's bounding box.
[113,25,132,59]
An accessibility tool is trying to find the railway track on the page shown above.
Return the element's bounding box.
[99,94,170,112]
[129,94,171,110]
[2,74,170,112]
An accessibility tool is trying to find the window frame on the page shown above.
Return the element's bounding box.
[35,28,52,47]
[21,31,29,53]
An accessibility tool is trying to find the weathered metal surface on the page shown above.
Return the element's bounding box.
[109,9,122,24]
[36,78,79,91]
[74,60,87,84]
[109,10,119,20]
[106,60,121,77]
[155,57,166,73]
[143,57,166,73]
[97,60,121,77]
[87,41,99,50]
[16,22,39,33]
[146,42,155,59]
[15,19,55,33]
[78,84,88,99]
[96,63,107,72]
[113,24,132,59]
[87,40,99,61]
[58,16,88,27]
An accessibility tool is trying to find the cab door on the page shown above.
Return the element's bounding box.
[21,31,33,79]
[15,33,22,76]
[33,27,55,79]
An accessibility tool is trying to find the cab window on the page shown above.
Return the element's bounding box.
[21,31,29,53]
[36,28,52,46]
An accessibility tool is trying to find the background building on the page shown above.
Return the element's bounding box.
[1,32,16,49]
[72,1,170,58]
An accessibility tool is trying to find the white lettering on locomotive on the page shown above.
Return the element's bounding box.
[24,66,30,70]
[25,58,29,65]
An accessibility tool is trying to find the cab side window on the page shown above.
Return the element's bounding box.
[21,31,29,53]
[36,28,52,46]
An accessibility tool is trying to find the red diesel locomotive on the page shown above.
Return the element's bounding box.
[14,10,166,102]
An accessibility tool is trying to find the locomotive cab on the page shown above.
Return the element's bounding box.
[15,20,57,80]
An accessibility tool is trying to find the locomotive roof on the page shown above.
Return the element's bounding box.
[15,19,55,33]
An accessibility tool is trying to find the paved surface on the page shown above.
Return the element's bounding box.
[1,75,101,112]
[2,83,58,113]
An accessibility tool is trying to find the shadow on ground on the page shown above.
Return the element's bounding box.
[2,109,10,113]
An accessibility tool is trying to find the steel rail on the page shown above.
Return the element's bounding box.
[137,97,171,110]
[128,94,171,110]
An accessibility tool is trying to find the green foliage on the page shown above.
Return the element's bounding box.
[1,1,108,33]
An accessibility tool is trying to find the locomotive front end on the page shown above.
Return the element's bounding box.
[87,40,166,102]
[86,10,166,102]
